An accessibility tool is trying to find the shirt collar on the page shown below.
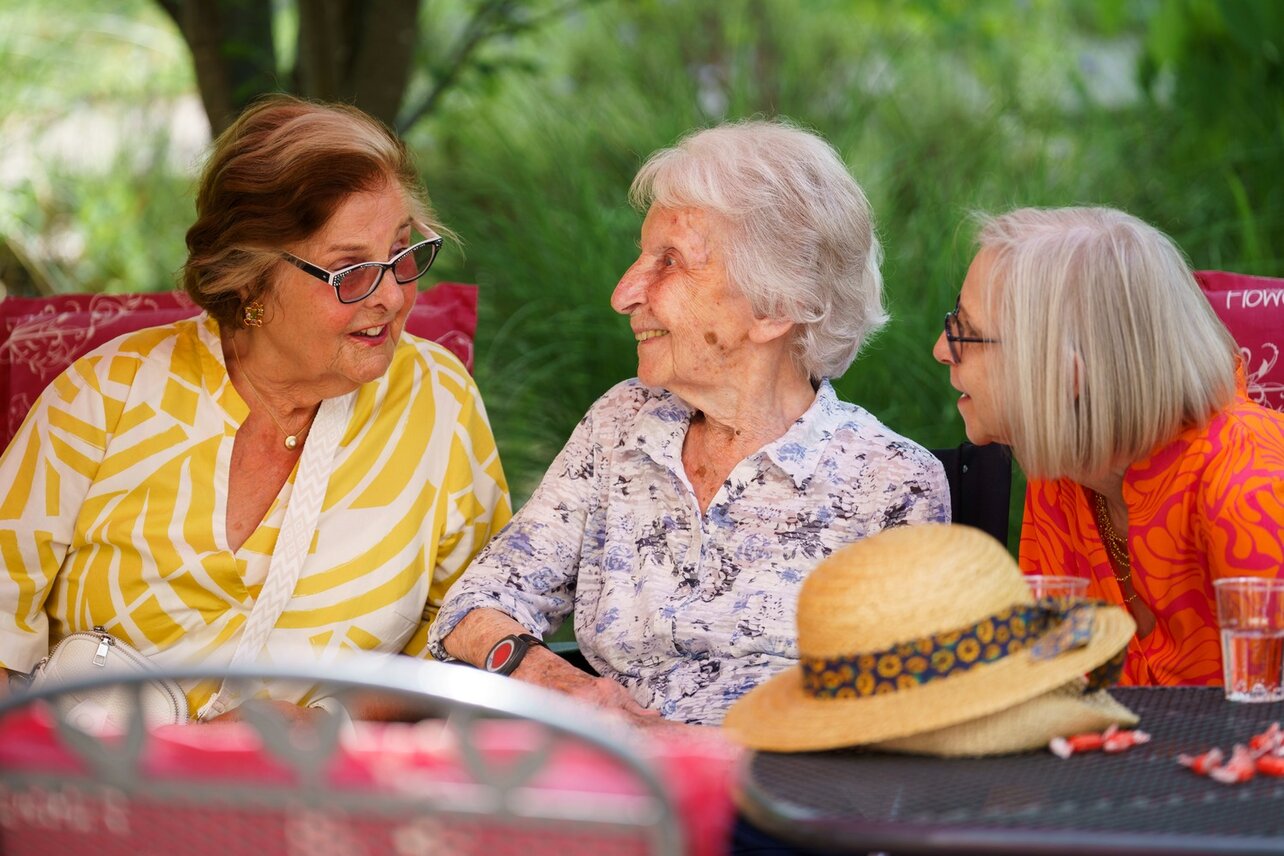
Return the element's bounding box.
[628,387,694,476]
[628,379,844,490]
[762,379,843,490]
[197,314,249,422]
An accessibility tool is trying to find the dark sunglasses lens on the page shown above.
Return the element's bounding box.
[336,265,382,303]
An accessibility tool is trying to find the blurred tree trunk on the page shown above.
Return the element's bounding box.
[156,0,281,135]
[155,1,584,137]
[156,0,419,135]
[295,0,418,126]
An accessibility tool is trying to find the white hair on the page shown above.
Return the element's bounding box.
[630,119,887,380]
[979,206,1238,480]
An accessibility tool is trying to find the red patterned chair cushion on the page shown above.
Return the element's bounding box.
[0,707,738,856]
[1195,271,1284,412]
[0,284,477,451]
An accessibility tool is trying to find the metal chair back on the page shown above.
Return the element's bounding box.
[0,656,714,855]
[931,441,1013,547]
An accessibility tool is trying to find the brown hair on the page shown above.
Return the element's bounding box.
[183,94,443,328]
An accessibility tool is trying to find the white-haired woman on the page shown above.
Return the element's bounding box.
[430,120,949,727]
[934,206,1284,687]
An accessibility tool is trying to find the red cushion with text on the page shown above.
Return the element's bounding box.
[1195,270,1283,412]
[0,284,477,451]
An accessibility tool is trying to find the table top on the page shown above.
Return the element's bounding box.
[737,687,1284,855]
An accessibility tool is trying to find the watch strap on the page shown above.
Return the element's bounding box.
[484,633,547,676]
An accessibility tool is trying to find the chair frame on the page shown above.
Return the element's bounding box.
[931,441,1013,547]
[0,656,686,855]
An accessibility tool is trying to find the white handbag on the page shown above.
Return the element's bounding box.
[29,626,189,729]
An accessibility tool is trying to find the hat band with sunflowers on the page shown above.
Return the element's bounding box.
[800,600,1124,700]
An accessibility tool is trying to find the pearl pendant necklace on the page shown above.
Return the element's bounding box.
[230,337,315,451]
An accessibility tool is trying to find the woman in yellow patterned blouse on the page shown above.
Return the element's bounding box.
[0,96,511,720]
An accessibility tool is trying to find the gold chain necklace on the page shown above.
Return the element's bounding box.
[230,337,315,451]
[1092,490,1138,603]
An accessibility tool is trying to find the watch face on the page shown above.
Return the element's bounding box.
[486,637,519,672]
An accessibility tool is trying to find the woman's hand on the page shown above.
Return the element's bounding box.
[513,645,660,720]
[443,608,662,721]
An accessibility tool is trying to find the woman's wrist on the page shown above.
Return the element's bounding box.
[444,607,532,666]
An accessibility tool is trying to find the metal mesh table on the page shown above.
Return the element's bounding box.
[737,687,1284,854]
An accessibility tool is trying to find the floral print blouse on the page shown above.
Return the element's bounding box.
[429,379,950,724]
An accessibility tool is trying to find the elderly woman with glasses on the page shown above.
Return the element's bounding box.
[428,120,950,728]
[934,206,1284,687]
[0,96,511,719]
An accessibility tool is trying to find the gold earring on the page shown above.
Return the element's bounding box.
[242,301,265,328]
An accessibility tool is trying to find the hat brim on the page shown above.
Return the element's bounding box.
[872,683,1138,757]
[723,604,1136,753]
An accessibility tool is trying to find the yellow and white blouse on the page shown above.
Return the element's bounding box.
[0,315,510,713]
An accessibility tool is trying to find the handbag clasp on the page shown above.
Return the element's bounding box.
[91,626,114,668]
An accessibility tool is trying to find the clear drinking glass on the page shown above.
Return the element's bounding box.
[1214,577,1284,703]
[1025,575,1089,604]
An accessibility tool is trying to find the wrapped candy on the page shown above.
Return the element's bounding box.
[1177,747,1225,776]
[1208,745,1256,785]
[1050,724,1150,758]
[1049,731,1106,759]
[1249,722,1282,757]
[1255,754,1284,777]
[1102,728,1151,753]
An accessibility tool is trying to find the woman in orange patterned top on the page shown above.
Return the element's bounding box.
[932,206,1284,686]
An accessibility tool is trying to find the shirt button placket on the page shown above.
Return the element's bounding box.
[689,505,706,576]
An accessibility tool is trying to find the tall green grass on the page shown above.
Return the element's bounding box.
[421,0,1283,550]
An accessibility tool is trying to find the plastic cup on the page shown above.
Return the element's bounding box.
[1214,577,1284,703]
[1026,575,1089,603]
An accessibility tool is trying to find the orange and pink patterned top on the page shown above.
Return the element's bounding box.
[1019,394,1284,686]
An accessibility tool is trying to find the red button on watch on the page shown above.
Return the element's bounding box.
[484,633,547,676]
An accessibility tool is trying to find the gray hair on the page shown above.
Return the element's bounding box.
[629,119,886,380]
[978,206,1237,481]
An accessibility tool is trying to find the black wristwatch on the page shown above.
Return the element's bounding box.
[483,633,547,676]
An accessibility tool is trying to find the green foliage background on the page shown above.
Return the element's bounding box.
[2,0,1281,547]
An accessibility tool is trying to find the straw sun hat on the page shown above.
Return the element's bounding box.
[723,523,1138,755]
